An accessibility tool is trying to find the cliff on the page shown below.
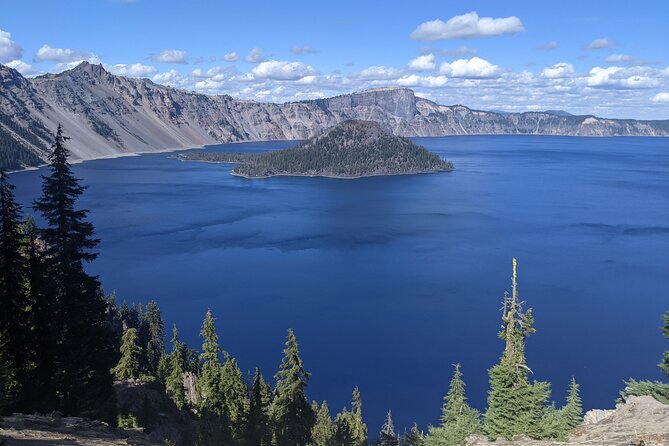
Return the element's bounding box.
[1,62,668,170]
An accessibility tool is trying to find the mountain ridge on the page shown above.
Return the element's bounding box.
[1,62,668,170]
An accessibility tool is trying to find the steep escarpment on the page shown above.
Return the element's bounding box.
[1,62,667,170]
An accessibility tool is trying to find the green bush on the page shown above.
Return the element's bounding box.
[619,379,669,405]
[117,413,140,429]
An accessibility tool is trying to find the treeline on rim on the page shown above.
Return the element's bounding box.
[1,125,668,446]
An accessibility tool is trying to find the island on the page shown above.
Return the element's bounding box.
[178,120,454,178]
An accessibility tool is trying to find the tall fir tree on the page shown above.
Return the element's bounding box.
[220,353,250,444]
[403,424,425,446]
[166,325,187,409]
[112,328,142,380]
[660,310,669,379]
[379,410,399,446]
[0,171,31,410]
[561,377,582,430]
[334,388,368,446]
[248,368,273,446]
[273,328,315,446]
[33,125,115,416]
[143,301,164,376]
[311,400,335,446]
[425,364,480,446]
[483,259,550,440]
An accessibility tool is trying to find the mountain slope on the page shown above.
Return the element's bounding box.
[1,62,668,170]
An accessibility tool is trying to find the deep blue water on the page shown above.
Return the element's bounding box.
[10,135,669,434]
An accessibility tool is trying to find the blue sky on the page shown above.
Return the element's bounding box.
[1,0,668,118]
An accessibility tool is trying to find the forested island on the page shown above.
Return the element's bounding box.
[178,120,454,178]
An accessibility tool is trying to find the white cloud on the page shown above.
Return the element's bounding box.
[541,62,574,79]
[440,57,501,78]
[5,59,39,76]
[108,63,157,77]
[408,54,436,71]
[0,29,22,63]
[410,11,525,41]
[605,54,632,64]
[535,41,559,50]
[290,46,318,54]
[152,49,188,64]
[250,60,318,80]
[351,66,403,80]
[586,38,614,50]
[152,69,185,86]
[396,74,448,88]
[35,44,95,62]
[223,52,239,62]
[652,92,669,103]
[244,48,265,63]
[441,46,478,56]
[587,66,659,89]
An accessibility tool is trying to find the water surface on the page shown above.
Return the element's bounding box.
[11,135,669,433]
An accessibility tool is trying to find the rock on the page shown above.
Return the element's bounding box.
[583,408,614,424]
[1,62,668,171]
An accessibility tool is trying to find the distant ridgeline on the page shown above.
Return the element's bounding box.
[179,120,454,178]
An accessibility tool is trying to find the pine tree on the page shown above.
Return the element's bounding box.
[483,259,550,440]
[0,171,31,409]
[425,364,480,446]
[273,328,315,446]
[561,377,582,430]
[220,353,250,443]
[334,388,368,446]
[660,310,669,379]
[311,400,335,446]
[33,125,115,416]
[248,368,273,446]
[113,328,142,380]
[143,301,164,376]
[403,424,425,446]
[166,325,186,409]
[379,410,399,446]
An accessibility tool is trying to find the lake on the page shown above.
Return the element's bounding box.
[10,135,669,434]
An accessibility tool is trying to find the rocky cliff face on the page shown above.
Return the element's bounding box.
[1,62,667,169]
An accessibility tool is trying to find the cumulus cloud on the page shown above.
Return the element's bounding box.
[541,62,574,79]
[223,52,239,62]
[0,29,22,63]
[152,49,188,64]
[350,65,404,80]
[410,11,525,41]
[408,54,436,71]
[441,46,477,56]
[152,69,185,86]
[35,44,95,62]
[587,66,659,89]
[250,60,318,80]
[586,38,614,50]
[290,46,318,54]
[535,41,559,50]
[5,59,39,76]
[244,47,265,63]
[439,57,501,78]
[652,92,669,103]
[396,74,448,88]
[108,63,157,77]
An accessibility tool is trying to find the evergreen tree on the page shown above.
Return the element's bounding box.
[166,325,186,409]
[196,310,230,445]
[334,388,368,446]
[403,424,425,446]
[483,259,550,440]
[220,353,250,444]
[273,328,315,446]
[311,400,335,446]
[248,368,273,446]
[561,377,582,430]
[113,328,142,380]
[379,410,399,446]
[0,171,31,409]
[660,310,669,379]
[425,364,480,446]
[33,125,115,416]
[143,301,164,376]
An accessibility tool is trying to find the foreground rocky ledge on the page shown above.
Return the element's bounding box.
[466,396,669,446]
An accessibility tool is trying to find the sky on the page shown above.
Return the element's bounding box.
[1,0,669,119]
